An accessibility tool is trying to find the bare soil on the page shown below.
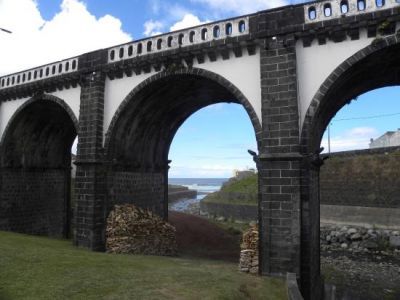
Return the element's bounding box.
[168,211,241,262]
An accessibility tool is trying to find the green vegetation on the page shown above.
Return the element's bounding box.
[0,231,286,300]
[203,174,258,206]
[210,218,251,236]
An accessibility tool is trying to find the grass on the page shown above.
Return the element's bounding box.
[0,231,286,300]
[203,174,258,206]
[210,219,252,236]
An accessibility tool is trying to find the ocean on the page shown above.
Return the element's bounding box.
[168,178,229,211]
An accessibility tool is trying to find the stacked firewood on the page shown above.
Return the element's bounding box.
[239,224,259,274]
[106,204,177,256]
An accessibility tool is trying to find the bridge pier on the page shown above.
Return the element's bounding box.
[74,51,108,250]
[258,35,323,299]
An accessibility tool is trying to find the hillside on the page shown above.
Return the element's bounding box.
[203,173,258,206]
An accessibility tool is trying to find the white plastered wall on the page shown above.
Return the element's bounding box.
[195,48,262,123]
[296,29,373,129]
[0,87,81,143]
[0,97,29,142]
[50,87,81,122]
[103,72,154,140]
[103,48,262,142]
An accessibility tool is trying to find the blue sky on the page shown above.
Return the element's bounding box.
[1,0,399,177]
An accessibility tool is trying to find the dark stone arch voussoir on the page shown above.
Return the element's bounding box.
[300,33,400,154]
[104,67,262,156]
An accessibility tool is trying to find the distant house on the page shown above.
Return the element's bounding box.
[369,129,400,149]
[233,169,256,180]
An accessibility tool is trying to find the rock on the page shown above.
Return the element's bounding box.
[347,228,357,235]
[326,235,331,242]
[392,231,399,236]
[350,233,362,241]
[369,233,378,240]
[341,243,348,249]
[390,236,400,248]
[216,216,226,222]
[341,226,348,232]
[362,240,379,250]
[367,229,375,235]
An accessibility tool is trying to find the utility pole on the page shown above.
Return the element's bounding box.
[328,123,331,154]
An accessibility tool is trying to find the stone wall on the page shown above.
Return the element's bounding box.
[0,169,68,237]
[321,204,400,229]
[107,171,165,217]
[320,147,400,208]
[168,185,197,203]
[200,202,257,221]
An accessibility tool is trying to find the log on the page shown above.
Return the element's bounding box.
[239,224,259,274]
[106,204,177,256]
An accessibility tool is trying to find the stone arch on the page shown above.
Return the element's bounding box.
[104,67,262,218]
[301,34,400,152]
[1,94,78,147]
[298,34,400,296]
[0,93,78,238]
[105,67,262,154]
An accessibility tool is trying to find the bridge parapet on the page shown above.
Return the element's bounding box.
[107,17,249,63]
[304,0,400,23]
[0,57,79,90]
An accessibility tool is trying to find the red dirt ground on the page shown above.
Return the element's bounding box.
[168,211,240,262]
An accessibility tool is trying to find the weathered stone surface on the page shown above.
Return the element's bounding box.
[390,236,400,248]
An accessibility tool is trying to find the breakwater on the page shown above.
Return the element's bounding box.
[168,185,197,203]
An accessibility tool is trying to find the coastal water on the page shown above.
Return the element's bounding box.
[168,178,228,212]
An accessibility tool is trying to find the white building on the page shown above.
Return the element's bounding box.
[369,129,400,149]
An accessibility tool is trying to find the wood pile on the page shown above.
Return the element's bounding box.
[106,204,177,256]
[239,224,259,274]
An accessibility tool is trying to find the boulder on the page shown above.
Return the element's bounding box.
[347,228,357,235]
[350,233,362,241]
[361,240,379,250]
[390,236,400,248]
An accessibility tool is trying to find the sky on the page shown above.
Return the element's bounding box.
[0,0,399,178]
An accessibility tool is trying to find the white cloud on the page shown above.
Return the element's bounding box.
[143,20,163,37]
[0,0,131,75]
[150,0,162,14]
[321,127,380,153]
[191,0,289,15]
[170,14,206,31]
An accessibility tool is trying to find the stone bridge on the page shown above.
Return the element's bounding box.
[1,0,400,298]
